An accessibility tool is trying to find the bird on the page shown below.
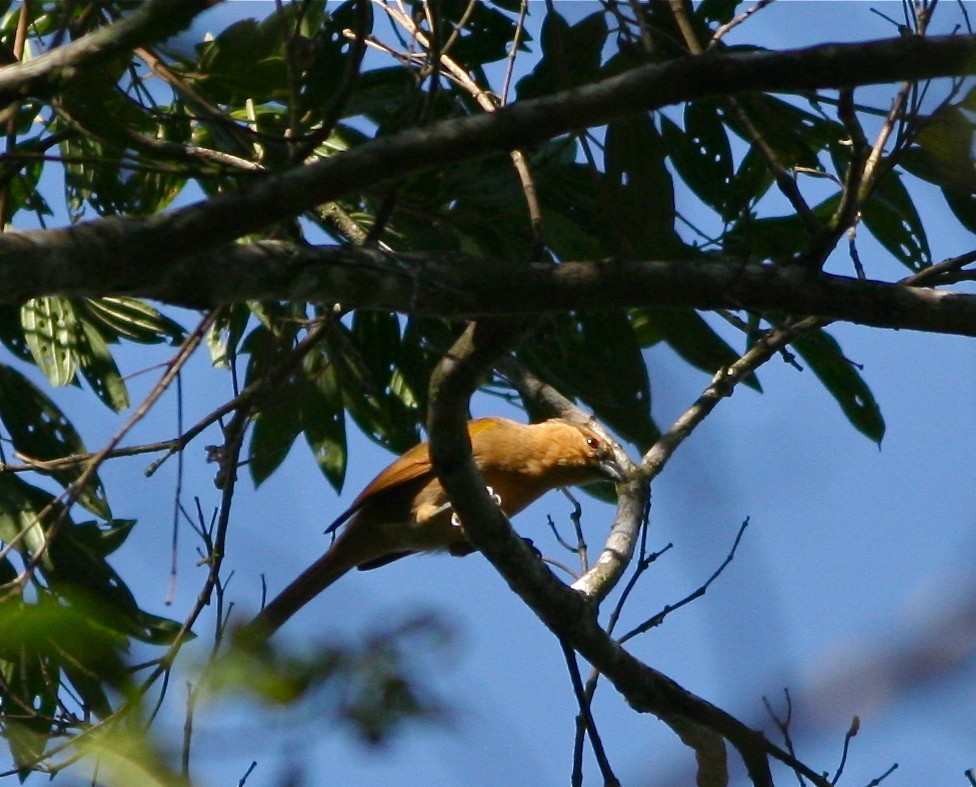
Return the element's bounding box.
[247,416,625,637]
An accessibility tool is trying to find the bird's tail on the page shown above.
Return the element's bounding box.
[240,532,367,640]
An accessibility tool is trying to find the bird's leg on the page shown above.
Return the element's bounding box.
[450,485,503,527]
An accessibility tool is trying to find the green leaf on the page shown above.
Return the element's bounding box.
[80,298,186,346]
[0,474,51,561]
[943,188,976,233]
[71,519,136,558]
[0,364,111,518]
[249,383,304,487]
[792,328,885,444]
[725,193,841,261]
[516,11,607,99]
[327,320,421,454]
[726,94,841,170]
[207,303,252,369]
[196,18,288,105]
[662,102,733,213]
[861,169,930,270]
[605,114,681,257]
[76,319,130,412]
[426,0,521,65]
[341,67,418,128]
[45,521,184,645]
[21,296,78,387]
[633,309,761,391]
[519,312,658,449]
[301,352,347,492]
[298,0,372,115]
[352,312,402,388]
[722,144,776,222]
[900,104,976,191]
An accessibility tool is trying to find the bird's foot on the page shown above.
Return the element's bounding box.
[449,485,504,527]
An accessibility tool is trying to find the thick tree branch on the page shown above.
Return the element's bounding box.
[426,321,828,787]
[0,34,973,274]
[0,0,216,100]
[8,242,976,338]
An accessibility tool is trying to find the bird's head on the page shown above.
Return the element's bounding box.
[550,420,626,485]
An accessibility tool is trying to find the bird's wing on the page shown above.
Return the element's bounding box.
[325,440,433,533]
[324,418,510,533]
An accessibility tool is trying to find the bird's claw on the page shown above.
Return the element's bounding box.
[485,485,503,507]
[449,485,504,527]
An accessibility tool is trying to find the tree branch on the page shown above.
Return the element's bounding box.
[426,320,828,787]
[6,242,976,338]
[0,34,973,272]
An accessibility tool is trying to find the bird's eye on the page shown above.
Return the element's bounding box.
[586,437,599,449]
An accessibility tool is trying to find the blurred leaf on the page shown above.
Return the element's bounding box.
[0,364,111,517]
[223,613,449,744]
[633,309,761,391]
[792,328,885,443]
[76,727,191,787]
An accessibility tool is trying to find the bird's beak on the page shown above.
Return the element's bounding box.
[599,456,626,484]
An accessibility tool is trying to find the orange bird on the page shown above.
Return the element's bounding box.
[250,417,624,635]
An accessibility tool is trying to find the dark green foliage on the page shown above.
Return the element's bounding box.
[519,312,658,449]
[792,328,885,444]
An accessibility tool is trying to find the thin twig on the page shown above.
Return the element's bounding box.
[559,638,620,787]
[830,716,859,785]
[709,0,777,48]
[8,310,218,588]
[619,517,751,643]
